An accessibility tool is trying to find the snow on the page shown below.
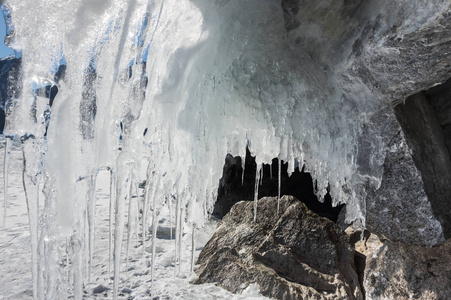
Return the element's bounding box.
[0,148,269,299]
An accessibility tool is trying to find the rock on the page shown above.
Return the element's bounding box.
[394,93,451,240]
[195,196,363,299]
[365,128,446,246]
[92,284,109,294]
[0,56,22,133]
[363,84,451,247]
[352,232,451,300]
[0,56,21,109]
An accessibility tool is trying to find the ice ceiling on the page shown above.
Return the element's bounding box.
[2,0,451,298]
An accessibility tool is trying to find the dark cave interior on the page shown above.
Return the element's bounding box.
[213,147,345,222]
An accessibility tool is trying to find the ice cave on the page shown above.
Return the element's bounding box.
[1,0,451,299]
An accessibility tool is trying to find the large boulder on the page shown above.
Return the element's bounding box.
[195,196,363,300]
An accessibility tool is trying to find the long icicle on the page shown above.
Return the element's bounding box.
[83,205,89,287]
[142,174,151,256]
[72,233,83,300]
[134,182,140,247]
[108,168,116,277]
[241,154,245,186]
[113,162,129,299]
[270,161,272,180]
[253,164,261,223]
[174,195,180,275]
[168,194,172,240]
[37,174,45,300]
[22,143,40,300]
[3,136,12,227]
[150,192,159,292]
[277,158,282,216]
[2,137,6,227]
[178,204,185,276]
[87,170,99,286]
[190,223,196,273]
[260,163,263,186]
[66,237,70,288]
[125,177,136,283]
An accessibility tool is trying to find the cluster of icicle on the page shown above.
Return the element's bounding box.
[0,0,383,298]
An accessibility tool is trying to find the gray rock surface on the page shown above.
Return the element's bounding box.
[195,196,363,300]
[352,231,451,300]
[92,284,109,294]
[366,128,446,246]
[394,93,451,240]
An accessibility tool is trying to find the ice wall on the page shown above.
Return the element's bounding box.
[3,0,438,298]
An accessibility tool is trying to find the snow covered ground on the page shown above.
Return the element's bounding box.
[0,148,268,300]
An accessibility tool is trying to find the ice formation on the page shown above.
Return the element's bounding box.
[1,0,432,298]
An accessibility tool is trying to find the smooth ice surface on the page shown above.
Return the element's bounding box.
[1,0,427,297]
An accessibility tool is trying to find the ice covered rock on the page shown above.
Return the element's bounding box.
[282,0,451,100]
[195,195,363,300]
[281,0,451,246]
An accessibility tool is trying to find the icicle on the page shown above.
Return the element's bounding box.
[190,223,196,273]
[241,154,245,186]
[2,136,12,227]
[113,160,129,300]
[87,171,99,286]
[84,205,89,286]
[175,195,184,276]
[178,205,185,276]
[259,163,263,186]
[142,168,152,256]
[37,175,45,300]
[2,137,6,227]
[150,195,159,291]
[66,237,70,286]
[174,195,180,275]
[22,142,41,300]
[71,234,83,300]
[270,162,272,180]
[253,164,261,223]
[134,182,140,246]
[125,179,133,273]
[126,178,138,281]
[108,168,116,276]
[277,158,281,216]
[168,194,173,240]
